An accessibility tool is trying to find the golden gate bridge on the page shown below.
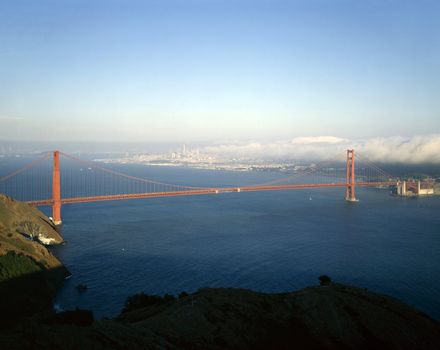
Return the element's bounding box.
[0,150,397,225]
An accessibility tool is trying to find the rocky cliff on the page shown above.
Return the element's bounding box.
[1,195,439,349]
[0,194,69,326]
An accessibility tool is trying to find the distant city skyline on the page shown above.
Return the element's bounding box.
[1,133,440,165]
[1,0,439,144]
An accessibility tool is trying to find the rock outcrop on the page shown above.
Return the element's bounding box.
[0,194,63,245]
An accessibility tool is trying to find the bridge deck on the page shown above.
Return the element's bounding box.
[27,181,396,206]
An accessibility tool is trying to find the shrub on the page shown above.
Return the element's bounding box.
[122,292,176,313]
[163,293,175,302]
[0,251,42,282]
[45,308,94,326]
[14,220,42,238]
[179,291,189,299]
[318,275,332,286]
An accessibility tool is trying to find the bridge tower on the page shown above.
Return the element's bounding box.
[52,150,62,225]
[345,149,357,202]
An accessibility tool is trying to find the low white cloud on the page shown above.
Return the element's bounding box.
[203,134,440,164]
[359,135,440,164]
[204,136,351,161]
[288,136,348,145]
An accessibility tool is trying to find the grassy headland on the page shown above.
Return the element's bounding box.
[0,194,439,349]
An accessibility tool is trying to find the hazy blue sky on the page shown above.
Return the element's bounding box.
[1,0,439,143]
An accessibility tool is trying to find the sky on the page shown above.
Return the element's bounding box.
[0,0,439,153]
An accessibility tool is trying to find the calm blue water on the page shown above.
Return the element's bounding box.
[2,158,440,320]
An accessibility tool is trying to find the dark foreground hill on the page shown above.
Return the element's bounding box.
[0,194,440,349]
[1,283,440,350]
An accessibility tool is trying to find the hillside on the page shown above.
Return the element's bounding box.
[0,195,439,349]
[0,194,69,325]
[1,284,440,349]
[0,194,63,246]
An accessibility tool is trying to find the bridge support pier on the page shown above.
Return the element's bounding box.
[52,150,62,225]
[345,149,358,202]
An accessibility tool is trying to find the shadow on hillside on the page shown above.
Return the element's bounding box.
[0,266,69,329]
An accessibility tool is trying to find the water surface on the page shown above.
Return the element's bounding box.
[1,157,439,319]
[43,165,440,320]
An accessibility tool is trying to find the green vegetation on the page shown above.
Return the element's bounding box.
[2,284,440,349]
[2,236,38,255]
[0,194,69,328]
[318,274,332,286]
[122,292,176,313]
[179,291,189,299]
[45,308,94,327]
[0,251,42,282]
[14,220,43,238]
[0,194,64,247]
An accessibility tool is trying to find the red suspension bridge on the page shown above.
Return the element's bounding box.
[0,149,397,225]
